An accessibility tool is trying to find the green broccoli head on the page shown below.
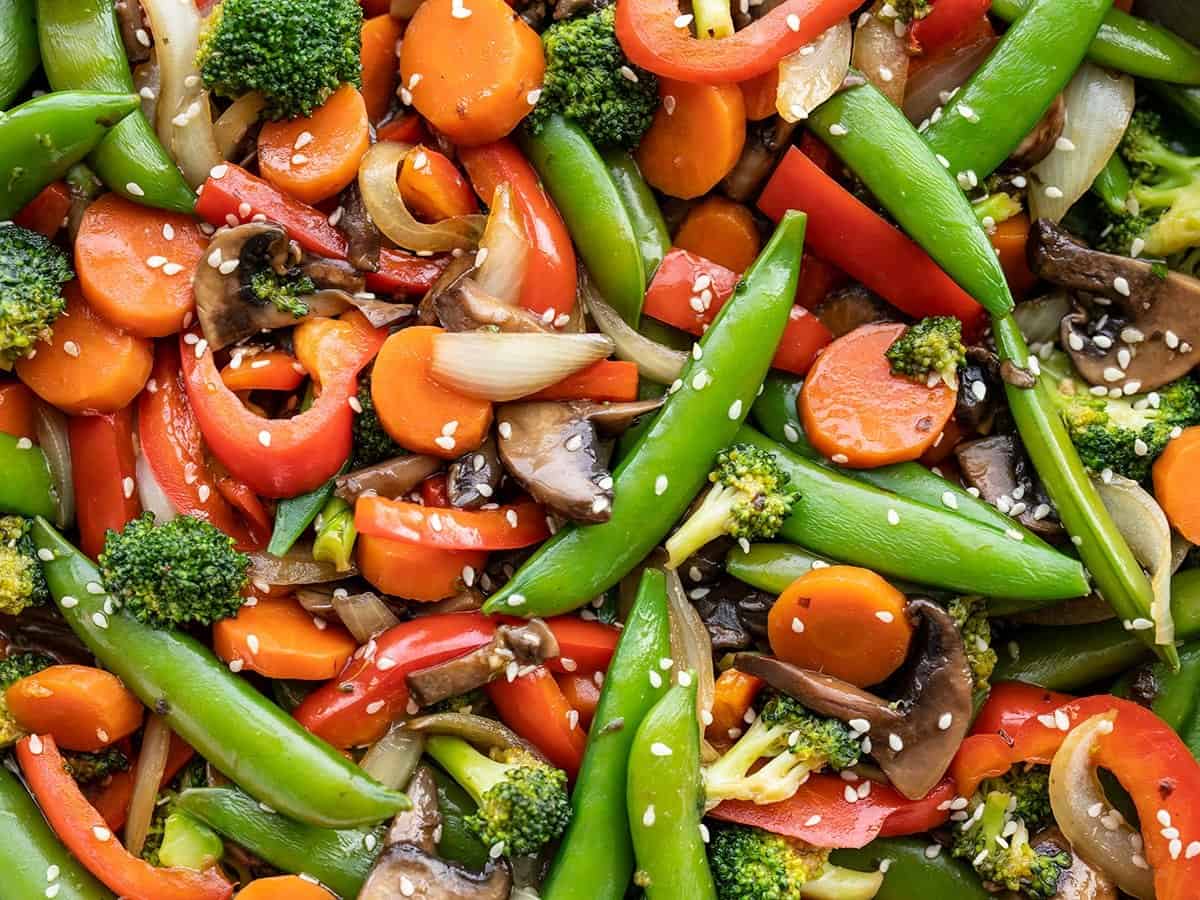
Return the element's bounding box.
[665,444,796,568]
[0,651,52,748]
[708,825,829,900]
[197,0,363,121]
[0,223,72,370]
[527,7,659,151]
[1118,108,1200,258]
[948,596,996,695]
[352,371,403,467]
[951,790,1069,899]
[978,766,1052,830]
[248,268,314,319]
[99,513,250,630]
[891,0,932,22]
[63,747,132,785]
[0,516,49,617]
[886,316,966,389]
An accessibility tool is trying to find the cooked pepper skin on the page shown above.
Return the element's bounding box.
[0,0,37,109]
[832,837,990,900]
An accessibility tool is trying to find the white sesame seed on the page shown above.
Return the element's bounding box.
[619,65,639,83]
[92,612,108,629]
[674,12,693,26]
[92,826,111,842]
[654,474,669,496]
[126,182,145,197]
[886,509,900,526]
[649,670,663,688]
[642,805,656,827]
[28,734,43,754]
[1113,276,1131,296]
[828,123,849,137]
[888,733,904,752]
[970,380,986,401]
[650,742,672,757]
[875,610,894,624]
[844,785,859,803]
[791,617,804,633]
[831,453,849,464]
[924,844,941,859]
[938,712,953,730]
[62,340,80,358]
[258,430,271,447]
[786,13,801,30]
[1044,185,1064,199]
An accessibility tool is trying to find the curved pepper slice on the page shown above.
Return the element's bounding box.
[354,496,550,550]
[487,666,587,778]
[68,407,141,559]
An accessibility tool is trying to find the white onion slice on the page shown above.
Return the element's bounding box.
[332,591,401,643]
[361,723,426,791]
[124,714,171,857]
[429,332,614,402]
[474,182,529,306]
[1013,290,1071,344]
[584,274,686,385]
[777,20,852,124]
[135,448,178,524]
[33,403,73,530]
[213,92,266,160]
[664,566,716,756]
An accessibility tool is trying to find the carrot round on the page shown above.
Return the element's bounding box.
[213,597,357,681]
[357,533,486,602]
[399,145,479,221]
[236,876,336,900]
[635,78,745,199]
[258,85,371,205]
[0,380,37,440]
[1153,426,1200,544]
[75,194,207,338]
[706,668,764,748]
[739,69,780,121]
[220,350,305,393]
[556,672,601,730]
[361,14,404,123]
[767,565,912,687]
[989,213,1039,300]
[800,322,957,468]
[673,196,761,273]
[16,283,153,415]
[5,665,143,752]
[371,325,492,458]
[400,0,545,146]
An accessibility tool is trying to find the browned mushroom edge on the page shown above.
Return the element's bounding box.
[814,285,896,338]
[434,276,554,334]
[954,434,1062,538]
[448,436,504,509]
[733,598,973,800]
[722,117,799,203]
[339,180,382,273]
[1008,93,1066,170]
[1032,826,1118,900]
[334,454,442,504]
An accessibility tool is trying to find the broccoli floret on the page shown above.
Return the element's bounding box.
[1093,204,1162,257]
[703,693,860,807]
[196,0,363,121]
[352,372,403,467]
[708,824,881,900]
[248,268,314,319]
[890,0,932,22]
[886,316,966,389]
[1042,351,1200,481]
[665,444,797,568]
[0,222,71,369]
[948,596,996,696]
[527,7,658,151]
[428,687,487,716]
[99,513,249,629]
[425,735,570,857]
[1115,109,1200,257]
[0,516,48,616]
[63,747,131,785]
[312,496,356,572]
[952,790,1069,899]
[0,651,52,747]
[978,766,1052,831]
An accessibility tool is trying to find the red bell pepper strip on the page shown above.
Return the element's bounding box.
[556,672,601,729]
[420,473,452,508]
[524,616,620,675]
[709,774,955,849]
[17,734,234,900]
[486,666,587,778]
[68,408,141,559]
[364,248,451,295]
[459,139,577,318]
[13,182,71,237]
[615,0,863,83]
[354,496,550,550]
[213,476,273,548]
[643,248,833,375]
[85,734,195,831]
[794,253,846,311]
[908,0,992,56]
[0,381,37,440]
[529,360,639,402]
[969,680,1075,739]
[758,147,987,336]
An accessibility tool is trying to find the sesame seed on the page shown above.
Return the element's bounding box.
[92,612,108,629]
[62,340,80,358]
[92,826,111,842]
[36,547,54,561]
[875,610,894,623]
[507,593,525,607]
[791,617,804,633]
[218,258,240,275]
[619,65,639,83]
[126,182,145,197]
[1044,185,1064,199]
[786,13,800,30]
[886,509,900,526]
[650,742,672,757]
[526,88,542,105]
[257,430,271,447]
[888,733,904,752]
[663,95,676,115]
[941,491,959,510]
[365,700,385,715]
[844,785,859,803]
[654,474,668,496]
[1113,276,1131,296]
[649,670,663,688]
[727,399,743,420]
[828,123,849,137]
[938,712,953,730]
[674,12,693,26]
[970,380,986,401]
[831,453,849,464]
[28,734,43,754]
[642,805,656,826]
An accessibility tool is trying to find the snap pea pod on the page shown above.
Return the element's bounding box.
[603,149,671,283]
[832,837,990,900]
[736,425,1089,602]
[0,432,58,519]
[1113,642,1200,759]
[924,0,1111,180]
[482,213,807,618]
[0,0,37,110]
[31,519,408,828]
[991,0,1200,85]
[430,767,490,871]
[176,787,384,899]
[1092,152,1132,215]
[726,542,928,596]
[1151,81,1200,128]
[543,568,672,900]
[267,473,340,556]
[0,763,114,899]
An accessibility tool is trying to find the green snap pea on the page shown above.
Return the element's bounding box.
[0,431,58,520]
[1151,81,1200,128]
[1114,642,1200,759]
[1092,152,1133,215]
[832,837,990,900]
[725,542,928,597]
[0,0,37,110]
[603,149,671,283]
[429,766,490,871]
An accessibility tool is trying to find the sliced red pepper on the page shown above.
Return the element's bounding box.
[13,182,71,237]
[486,667,587,778]
[84,734,195,831]
[376,113,428,145]
[556,672,601,730]
[220,350,305,393]
[969,680,1075,739]
[68,408,141,559]
[17,734,233,900]
[529,360,640,402]
[354,496,550,550]
[794,252,846,311]
[364,248,451,295]
[759,147,987,337]
[643,248,833,375]
[709,774,954,849]
[524,617,619,675]
[0,380,38,440]
[213,476,273,548]
[908,0,992,56]
[615,0,863,83]
[420,473,451,508]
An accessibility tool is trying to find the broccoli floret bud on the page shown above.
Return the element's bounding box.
[352,372,404,467]
[978,766,1052,831]
[1117,109,1200,257]
[527,7,659,151]
[665,444,797,568]
[248,268,315,319]
[0,651,52,748]
[890,0,932,22]
[196,0,363,121]
[0,516,48,616]
[703,694,860,807]
[952,790,1069,899]
[63,747,131,785]
[99,513,249,630]
[0,223,71,369]
[427,687,487,716]
[948,596,996,695]
[886,316,966,389]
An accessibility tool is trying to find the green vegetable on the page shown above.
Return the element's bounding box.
[948,596,996,696]
[950,790,1070,899]
[709,824,882,900]
[312,496,356,573]
[197,0,363,121]
[156,811,224,872]
[352,373,402,467]
[1117,642,1200,759]
[892,0,931,22]
[63,747,130,785]
[971,192,1023,228]
[0,432,57,520]
[1092,152,1133,216]
[99,512,249,630]
[664,443,797,569]
[603,149,671,281]
[430,766,490,870]
[884,316,966,389]
[424,735,570,857]
[0,515,48,616]
[0,222,72,369]
[0,0,37,110]
[0,650,52,747]
[249,267,315,319]
[267,471,343,557]
[832,837,991,900]
[976,767,1052,831]
[528,7,657,152]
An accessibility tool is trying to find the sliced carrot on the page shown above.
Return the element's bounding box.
[556,672,601,730]
[1153,426,1200,543]
[989,213,1038,300]
[529,360,639,402]
[673,196,761,274]
[739,70,779,122]
[5,665,143,752]
[16,283,153,415]
[258,85,371,205]
[371,325,492,458]
[799,322,957,468]
[75,194,206,338]
[706,668,764,749]
[636,78,745,199]
[220,350,305,392]
[400,0,545,146]
[236,876,336,900]
[0,381,37,440]
[213,597,357,681]
[14,182,71,237]
[357,533,486,602]
[377,113,428,145]
[399,145,479,221]
[767,566,912,687]
[361,14,404,123]
[918,415,963,467]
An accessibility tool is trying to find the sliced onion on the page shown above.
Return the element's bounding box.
[141,0,223,188]
[474,183,529,306]
[361,722,426,791]
[903,34,996,125]
[583,273,686,385]
[1094,473,1174,646]
[1031,64,1134,223]
[776,20,851,124]
[851,2,909,105]
[430,332,614,401]
[34,403,72,529]
[333,591,401,643]
[124,713,171,857]
[664,567,716,749]
[296,586,336,617]
[135,448,177,524]
[1172,532,1193,573]
[1013,290,1071,345]
[358,142,485,253]
[1049,711,1155,899]
[248,547,355,585]
[213,92,266,160]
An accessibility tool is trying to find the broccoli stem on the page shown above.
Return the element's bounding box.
[312,497,356,573]
[425,735,510,805]
[799,864,885,900]
[664,483,738,568]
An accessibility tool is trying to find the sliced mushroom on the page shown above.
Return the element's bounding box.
[448,436,503,509]
[496,399,663,523]
[334,455,442,504]
[434,277,553,334]
[115,0,151,64]
[954,434,1062,537]
[1008,93,1067,170]
[339,181,381,273]
[956,346,1003,434]
[1027,218,1200,392]
[689,578,774,652]
[734,598,972,800]
[814,285,895,338]
[722,117,798,203]
[1032,827,1118,900]
[383,765,441,852]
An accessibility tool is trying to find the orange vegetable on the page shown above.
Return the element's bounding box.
[706,668,764,749]
[1153,426,1200,543]
[13,182,71,237]
[529,360,639,402]
[556,672,601,730]
[0,380,37,439]
[371,325,492,458]
[989,213,1039,300]
[400,0,545,146]
[357,533,486,602]
[258,85,371,205]
[236,876,336,900]
[399,144,479,221]
[739,70,779,121]
[360,14,404,122]
[213,597,357,681]
[220,350,306,392]
[376,113,428,145]
[673,196,761,273]
[85,734,194,830]
[5,665,143,752]
[75,194,206,338]
[635,79,745,199]
[16,283,153,415]
[918,416,963,467]
[767,566,912,687]
[800,322,957,468]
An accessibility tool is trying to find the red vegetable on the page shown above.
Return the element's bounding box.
[487,667,587,778]
[354,496,550,550]
[364,248,451,295]
[13,182,70,237]
[908,0,992,56]
[68,408,141,559]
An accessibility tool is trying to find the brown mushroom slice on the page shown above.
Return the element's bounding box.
[384,765,441,852]
[360,844,512,900]
[1008,93,1067,170]
[722,117,798,203]
[334,454,442,504]
[496,399,663,523]
[448,436,503,509]
[734,598,973,800]
[435,277,555,334]
[1027,218,1200,392]
[339,181,381,273]
[954,434,1062,537]
[814,285,895,338]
